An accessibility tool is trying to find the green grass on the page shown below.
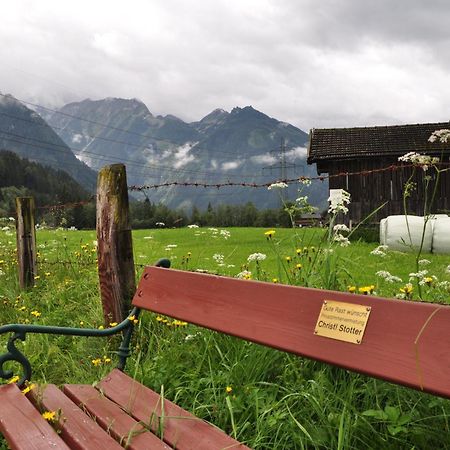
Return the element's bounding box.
[1,226,449,449]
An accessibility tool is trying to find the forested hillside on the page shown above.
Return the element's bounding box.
[0,151,94,227]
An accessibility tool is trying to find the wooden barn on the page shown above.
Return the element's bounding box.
[307,121,450,223]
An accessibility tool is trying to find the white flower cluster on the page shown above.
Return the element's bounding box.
[333,233,350,247]
[376,270,403,283]
[419,275,438,286]
[398,152,439,171]
[187,224,199,229]
[165,244,177,251]
[437,280,450,290]
[370,245,389,257]
[408,269,429,281]
[247,252,267,262]
[156,222,165,227]
[428,129,450,143]
[236,270,252,279]
[212,253,225,265]
[220,230,231,239]
[333,224,350,233]
[418,259,431,266]
[328,189,351,214]
[268,182,288,190]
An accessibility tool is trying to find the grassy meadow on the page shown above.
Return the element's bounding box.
[1,225,450,449]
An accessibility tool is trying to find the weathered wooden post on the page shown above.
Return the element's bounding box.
[96,164,136,324]
[16,197,37,289]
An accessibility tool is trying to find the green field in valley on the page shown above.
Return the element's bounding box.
[1,225,449,449]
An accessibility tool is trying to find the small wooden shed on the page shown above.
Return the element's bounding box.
[307,121,450,223]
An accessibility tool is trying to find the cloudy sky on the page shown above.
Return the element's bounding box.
[1,0,449,131]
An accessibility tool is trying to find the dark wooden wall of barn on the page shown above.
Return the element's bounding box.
[317,156,450,223]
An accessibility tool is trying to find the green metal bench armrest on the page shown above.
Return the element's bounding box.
[0,307,141,387]
[0,258,171,387]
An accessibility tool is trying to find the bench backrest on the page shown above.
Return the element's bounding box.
[132,266,450,399]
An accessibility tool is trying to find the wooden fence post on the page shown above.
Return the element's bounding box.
[16,197,37,289]
[96,164,136,324]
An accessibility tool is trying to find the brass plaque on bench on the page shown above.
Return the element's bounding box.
[314,300,371,344]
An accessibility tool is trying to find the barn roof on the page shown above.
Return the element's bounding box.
[307,121,450,163]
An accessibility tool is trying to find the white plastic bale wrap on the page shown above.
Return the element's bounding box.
[431,217,450,254]
[379,218,387,245]
[384,215,433,252]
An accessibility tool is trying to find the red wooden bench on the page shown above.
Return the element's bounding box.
[1,263,449,449]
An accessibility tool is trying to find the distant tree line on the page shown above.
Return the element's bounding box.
[0,150,309,229]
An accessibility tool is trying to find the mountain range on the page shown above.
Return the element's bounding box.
[1,94,328,211]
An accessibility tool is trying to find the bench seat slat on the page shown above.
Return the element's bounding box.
[63,384,171,450]
[32,384,124,450]
[98,369,249,450]
[0,384,70,450]
[133,267,450,399]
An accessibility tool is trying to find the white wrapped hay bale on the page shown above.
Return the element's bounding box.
[379,218,387,245]
[384,215,433,252]
[431,217,450,254]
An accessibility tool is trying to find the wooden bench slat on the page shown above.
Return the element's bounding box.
[63,384,171,450]
[0,384,70,450]
[133,267,450,399]
[33,384,124,450]
[98,369,249,450]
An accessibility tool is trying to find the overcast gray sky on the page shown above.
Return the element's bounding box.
[1,0,449,131]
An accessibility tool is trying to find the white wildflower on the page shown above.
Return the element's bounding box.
[187,224,199,229]
[247,253,267,262]
[333,224,350,233]
[236,270,252,279]
[333,233,350,247]
[376,270,403,283]
[220,230,231,239]
[418,259,431,266]
[212,254,225,264]
[156,222,165,227]
[299,178,312,186]
[165,244,177,251]
[2,226,9,231]
[428,129,450,143]
[328,189,351,214]
[370,245,388,257]
[437,281,450,289]
[408,270,428,281]
[8,217,15,222]
[268,182,288,190]
[398,152,439,171]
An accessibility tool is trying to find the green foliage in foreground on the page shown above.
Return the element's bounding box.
[0,226,449,449]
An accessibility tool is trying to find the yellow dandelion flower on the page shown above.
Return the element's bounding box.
[7,375,20,384]
[226,386,233,394]
[103,356,111,363]
[91,358,102,366]
[296,248,302,255]
[98,325,104,330]
[42,411,56,422]
[34,275,40,280]
[30,310,41,317]
[296,263,302,269]
[79,321,84,326]
[285,256,292,263]
[272,278,278,283]
[348,286,356,293]
[45,272,51,277]
[21,384,36,394]
[264,230,276,239]
[109,322,118,327]
[156,316,164,322]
